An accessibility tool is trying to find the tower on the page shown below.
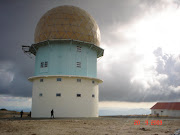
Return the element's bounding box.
[25,5,104,117]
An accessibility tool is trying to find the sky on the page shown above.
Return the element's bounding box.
[0,0,180,111]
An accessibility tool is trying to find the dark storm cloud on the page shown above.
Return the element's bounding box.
[0,0,77,97]
[99,50,142,101]
[0,0,148,97]
[1,0,180,103]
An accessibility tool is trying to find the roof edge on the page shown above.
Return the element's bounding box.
[29,39,104,58]
[150,102,180,110]
[28,75,103,83]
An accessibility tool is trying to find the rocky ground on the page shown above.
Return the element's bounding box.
[0,110,179,135]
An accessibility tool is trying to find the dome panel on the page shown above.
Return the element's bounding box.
[34,5,100,46]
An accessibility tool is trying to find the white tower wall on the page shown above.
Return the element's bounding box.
[30,76,101,117]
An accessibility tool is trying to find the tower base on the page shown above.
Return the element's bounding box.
[29,75,102,118]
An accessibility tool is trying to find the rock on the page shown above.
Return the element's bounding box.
[139,127,146,131]
[174,129,180,135]
[0,108,7,111]
[139,127,151,131]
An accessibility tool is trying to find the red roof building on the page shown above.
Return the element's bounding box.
[151,102,180,110]
[150,102,180,117]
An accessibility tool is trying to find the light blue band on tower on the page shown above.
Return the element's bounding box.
[31,40,104,78]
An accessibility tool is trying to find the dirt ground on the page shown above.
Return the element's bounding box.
[0,110,179,135]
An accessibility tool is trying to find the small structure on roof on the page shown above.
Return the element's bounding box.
[150,102,180,117]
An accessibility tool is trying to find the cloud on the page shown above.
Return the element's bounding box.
[0,0,180,104]
[0,95,31,111]
[98,0,180,102]
[1,0,148,98]
[0,60,32,97]
[0,62,14,88]
[99,101,156,109]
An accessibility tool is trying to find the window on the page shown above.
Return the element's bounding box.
[45,61,48,67]
[76,62,81,68]
[40,79,43,82]
[57,78,62,81]
[40,61,48,68]
[77,46,82,52]
[92,94,95,98]
[92,80,95,84]
[40,62,44,68]
[77,94,81,97]
[56,93,61,97]
[39,93,43,97]
[77,79,81,82]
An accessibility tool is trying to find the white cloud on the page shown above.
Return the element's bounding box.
[1,0,180,104]
[98,0,180,102]
[99,101,156,109]
[0,61,14,88]
[0,95,31,110]
[168,85,180,93]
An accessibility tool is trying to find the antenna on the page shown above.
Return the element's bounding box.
[22,45,33,59]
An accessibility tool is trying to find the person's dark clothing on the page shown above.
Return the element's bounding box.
[20,110,23,118]
[51,109,54,118]
[29,111,31,117]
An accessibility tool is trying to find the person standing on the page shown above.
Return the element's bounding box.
[29,111,31,118]
[51,109,54,118]
[20,110,23,118]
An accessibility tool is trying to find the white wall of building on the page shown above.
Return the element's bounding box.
[151,109,180,117]
[30,76,101,118]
